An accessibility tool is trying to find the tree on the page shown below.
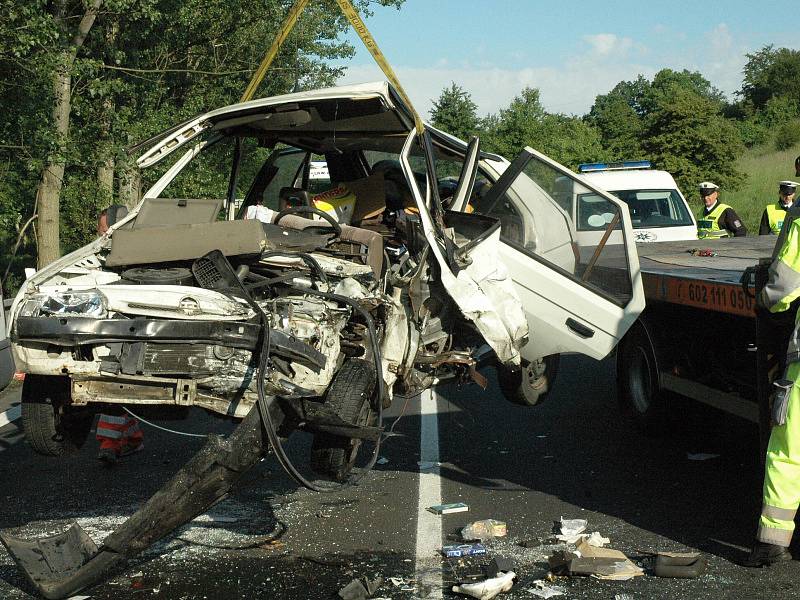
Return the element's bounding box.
[586,92,644,160]
[488,87,606,169]
[429,83,480,141]
[642,84,744,194]
[740,45,800,112]
[0,0,405,287]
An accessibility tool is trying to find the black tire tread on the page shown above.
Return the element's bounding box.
[21,375,91,457]
[310,359,376,481]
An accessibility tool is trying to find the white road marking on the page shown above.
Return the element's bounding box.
[0,405,20,428]
[415,388,443,599]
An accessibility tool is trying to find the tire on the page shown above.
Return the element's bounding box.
[498,355,560,407]
[617,321,669,434]
[21,375,93,456]
[310,359,376,482]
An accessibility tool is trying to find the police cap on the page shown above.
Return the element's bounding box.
[698,181,719,196]
[779,180,799,195]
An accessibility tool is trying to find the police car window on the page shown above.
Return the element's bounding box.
[577,194,622,232]
[611,189,693,228]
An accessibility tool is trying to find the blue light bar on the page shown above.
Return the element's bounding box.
[578,160,651,173]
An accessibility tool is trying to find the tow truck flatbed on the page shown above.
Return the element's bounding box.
[637,237,777,318]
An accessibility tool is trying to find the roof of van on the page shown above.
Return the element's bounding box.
[580,169,680,192]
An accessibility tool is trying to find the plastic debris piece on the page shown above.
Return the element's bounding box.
[452,571,516,600]
[376,457,389,465]
[555,517,587,543]
[428,502,469,514]
[364,576,383,595]
[338,579,368,600]
[442,543,488,558]
[192,514,239,523]
[615,595,634,600]
[527,579,566,598]
[487,557,516,578]
[461,519,508,542]
[654,552,707,578]
[687,452,720,461]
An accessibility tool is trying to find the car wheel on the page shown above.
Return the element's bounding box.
[310,359,376,482]
[21,375,93,456]
[498,355,560,407]
[617,322,669,434]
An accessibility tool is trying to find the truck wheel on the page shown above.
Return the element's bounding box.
[617,322,668,434]
[498,355,560,407]
[21,375,93,457]
[310,359,376,482]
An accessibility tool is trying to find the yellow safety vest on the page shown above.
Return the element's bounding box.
[766,203,787,235]
[697,203,732,239]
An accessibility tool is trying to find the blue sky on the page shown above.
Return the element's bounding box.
[334,0,799,118]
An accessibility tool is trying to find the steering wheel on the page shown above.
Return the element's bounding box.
[273,205,342,237]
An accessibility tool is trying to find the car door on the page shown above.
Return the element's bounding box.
[474,147,644,361]
[0,289,14,391]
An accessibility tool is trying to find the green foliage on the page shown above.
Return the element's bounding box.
[586,92,644,160]
[0,0,404,293]
[741,45,800,112]
[775,120,800,151]
[483,87,607,169]
[642,84,744,193]
[429,83,480,141]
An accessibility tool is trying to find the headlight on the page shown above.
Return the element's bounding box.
[19,290,108,318]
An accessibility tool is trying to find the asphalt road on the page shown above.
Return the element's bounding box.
[0,356,798,599]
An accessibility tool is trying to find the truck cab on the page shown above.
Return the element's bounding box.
[577,161,697,244]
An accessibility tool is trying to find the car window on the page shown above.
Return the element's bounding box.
[475,152,633,306]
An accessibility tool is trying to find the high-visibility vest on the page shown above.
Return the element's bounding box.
[766,203,788,235]
[697,203,732,239]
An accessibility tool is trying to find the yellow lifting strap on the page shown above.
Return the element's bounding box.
[240,0,310,103]
[239,0,425,134]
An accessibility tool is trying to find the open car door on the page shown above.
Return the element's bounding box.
[474,147,644,361]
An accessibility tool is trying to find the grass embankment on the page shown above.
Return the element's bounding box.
[698,144,800,233]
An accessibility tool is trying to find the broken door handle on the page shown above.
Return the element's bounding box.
[566,318,594,338]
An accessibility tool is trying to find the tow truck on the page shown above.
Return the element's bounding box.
[614,231,794,451]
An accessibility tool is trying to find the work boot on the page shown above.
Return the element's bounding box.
[97,448,118,467]
[741,541,792,567]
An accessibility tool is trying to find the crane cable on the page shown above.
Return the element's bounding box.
[239,0,424,134]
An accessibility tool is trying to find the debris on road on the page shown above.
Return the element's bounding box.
[487,557,516,578]
[583,531,610,547]
[376,457,389,465]
[687,452,721,461]
[338,576,383,600]
[614,594,634,600]
[548,539,644,581]
[428,502,469,515]
[554,517,587,543]
[653,551,707,578]
[461,519,507,542]
[452,570,516,600]
[443,543,488,558]
[526,579,566,598]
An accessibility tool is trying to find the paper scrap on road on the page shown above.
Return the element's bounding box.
[428,502,468,514]
[555,517,587,543]
[583,531,610,547]
[548,540,644,580]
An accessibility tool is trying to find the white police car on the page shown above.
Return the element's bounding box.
[577,161,697,243]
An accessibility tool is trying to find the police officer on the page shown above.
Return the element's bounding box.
[759,181,797,235]
[696,181,747,238]
[743,211,800,566]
